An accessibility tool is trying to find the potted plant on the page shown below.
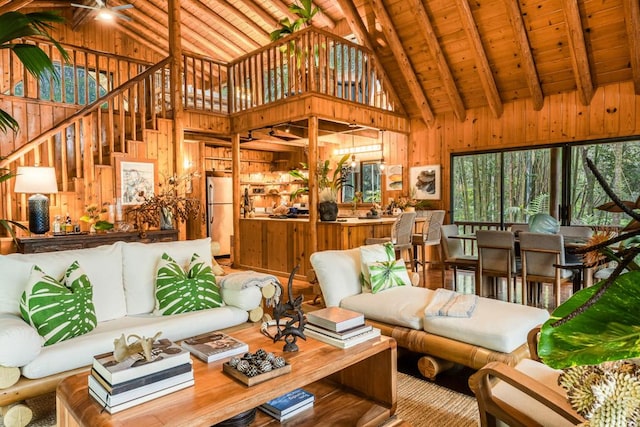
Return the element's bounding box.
[289,154,351,221]
[127,172,202,233]
[0,10,68,133]
[537,158,640,425]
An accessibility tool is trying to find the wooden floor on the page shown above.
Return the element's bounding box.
[218,257,573,313]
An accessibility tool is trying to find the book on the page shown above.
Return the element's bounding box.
[305,323,373,340]
[88,369,194,406]
[258,401,313,421]
[88,378,195,414]
[90,362,193,395]
[260,388,314,416]
[180,331,249,363]
[92,338,191,384]
[305,327,381,349]
[306,307,365,332]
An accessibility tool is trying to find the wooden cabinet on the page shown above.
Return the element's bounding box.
[15,230,179,254]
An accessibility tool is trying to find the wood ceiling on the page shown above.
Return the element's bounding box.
[7,0,640,124]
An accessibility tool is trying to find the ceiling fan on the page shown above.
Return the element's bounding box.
[71,0,134,22]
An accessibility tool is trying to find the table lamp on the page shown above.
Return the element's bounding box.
[13,166,58,234]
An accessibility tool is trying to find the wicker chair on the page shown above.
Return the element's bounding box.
[411,210,445,286]
[365,212,417,269]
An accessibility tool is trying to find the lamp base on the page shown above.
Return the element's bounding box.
[28,194,50,234]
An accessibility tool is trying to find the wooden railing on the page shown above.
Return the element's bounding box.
[0,38,152,107]
[228,27,398,113]
[0,57,172,184]
[182,52,229,114]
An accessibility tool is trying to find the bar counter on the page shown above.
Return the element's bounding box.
[238,216,398,278]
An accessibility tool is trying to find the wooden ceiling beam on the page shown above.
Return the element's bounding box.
[134,0,239,60]
[623,0,640,94]
[502,0,544,111]
[312,2,336,30]
[183,0,261,52]
[410,0,465,122]
[114,22,168,57]
[562,0,594,106]
[369,0,434,125]
[271,0,299,23]
[455,0,503,118]
[0,0,34,13]
[232,0,278,30]
[204,0,271,43]
[335,0,405,115]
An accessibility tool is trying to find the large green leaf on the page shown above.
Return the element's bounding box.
[20,262,97,346]
[539,271,640,369]
[155,253,223,315]
[369,259,409,294]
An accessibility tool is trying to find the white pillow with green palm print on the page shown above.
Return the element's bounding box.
[20,261,97,346]
[359,242,395,290]
[366,259,411,294]
[155,252,224,315]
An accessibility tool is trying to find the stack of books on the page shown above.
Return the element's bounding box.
[305,307,381,349]
[259,388,314,421]
[180,331,248,363]
[89,338,194,414]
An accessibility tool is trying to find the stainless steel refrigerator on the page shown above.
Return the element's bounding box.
[206,175,233,256]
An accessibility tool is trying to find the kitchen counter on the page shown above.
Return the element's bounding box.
[238,216,404,278]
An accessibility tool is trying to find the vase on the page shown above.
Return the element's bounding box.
[160,208,174,230]
[319,201,338,221]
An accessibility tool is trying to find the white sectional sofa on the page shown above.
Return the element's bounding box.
[0,237,262,423]
[310,245,551,379]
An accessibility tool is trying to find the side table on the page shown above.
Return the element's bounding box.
[15,229,179,254]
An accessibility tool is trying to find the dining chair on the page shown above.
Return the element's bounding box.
[559,225,594,287]
[476,230,520,302]
[519,232,574,307]
[411,210,446,286]
[440,224,478,290]
[365,212,417,269]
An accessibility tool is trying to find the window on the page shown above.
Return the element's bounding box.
[13,62,110,105]
[451,139,639,228]
[341,160,382,203]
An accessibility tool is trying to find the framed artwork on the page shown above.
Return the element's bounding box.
[410,165,441,200]
[386,165,403,190]
[114,158,157,206]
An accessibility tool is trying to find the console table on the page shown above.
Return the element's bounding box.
[56,325,397,426]
[15,229,179,254]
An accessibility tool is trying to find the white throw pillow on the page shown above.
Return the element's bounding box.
[309,247,361,307]
[0,314,42,367]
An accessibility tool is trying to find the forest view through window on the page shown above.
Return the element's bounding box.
[452,139,639,229]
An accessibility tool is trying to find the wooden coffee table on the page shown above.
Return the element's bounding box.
[56,325,397,426]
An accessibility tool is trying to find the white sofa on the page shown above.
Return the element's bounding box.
[310,245,551,379]
[0,237,262,422]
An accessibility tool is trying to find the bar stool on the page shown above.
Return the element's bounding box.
[411,210,445,286]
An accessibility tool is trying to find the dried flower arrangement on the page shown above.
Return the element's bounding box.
[127,172,203,232]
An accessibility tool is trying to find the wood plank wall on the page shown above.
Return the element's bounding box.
[410,81,640,217]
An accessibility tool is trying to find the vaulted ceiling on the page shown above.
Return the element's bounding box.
[7,0,640,123]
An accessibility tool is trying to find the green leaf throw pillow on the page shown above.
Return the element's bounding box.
[20,261,97,346]
[155,252,224,315]
[359,242,395,290]
[367,259,411,294]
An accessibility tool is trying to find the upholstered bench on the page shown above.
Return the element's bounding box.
[310,244,550,379]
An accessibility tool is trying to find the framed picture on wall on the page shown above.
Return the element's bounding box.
[409,165,441,200]
[386,165,403,190]
[114,157,157,206]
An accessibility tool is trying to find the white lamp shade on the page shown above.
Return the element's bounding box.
[14,166,58,194]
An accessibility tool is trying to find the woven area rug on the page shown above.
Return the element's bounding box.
[394,372,479,426]
[1,372,478,427]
